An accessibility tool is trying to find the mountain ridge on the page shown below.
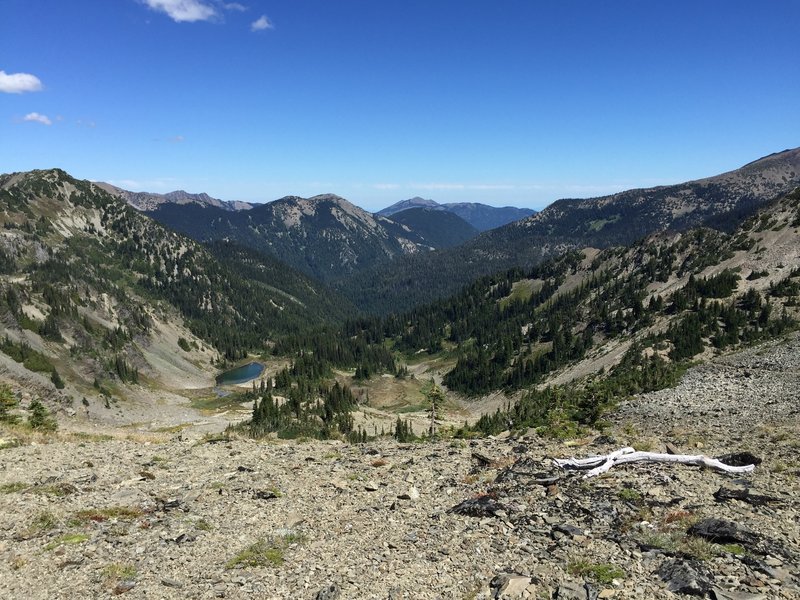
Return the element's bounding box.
[339,147,800,314]
[96,182,253,212]
[141,193,458,282]
[377,197,536,231]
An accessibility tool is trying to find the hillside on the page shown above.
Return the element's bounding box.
[0,169,351,406]
[2,165,798,443]
[291,186,800,425]
[1,336,798,599]
[143,194,445,283]
[341,148,800,314]
[512,147,800,243]
[386,207,479,248]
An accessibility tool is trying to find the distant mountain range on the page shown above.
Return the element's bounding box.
[91,146,800,316]
[97,187,530,282]
[96,183,253,212]
[377,197,536,231]
[138,194,478,283]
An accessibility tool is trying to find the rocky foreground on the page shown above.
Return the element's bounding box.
[1,336,800,600]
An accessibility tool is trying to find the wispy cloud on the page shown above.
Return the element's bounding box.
[250,15,273,31]
[223,2,247,11]
[0,70,43,94]
[370,181,640,199]
[142,0,218,23]
[109,177,179,191]
[169,135,186,143]
[412,182,518,191]
[23,112,52,125]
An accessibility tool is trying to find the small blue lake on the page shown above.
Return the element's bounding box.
[215,362,265,385]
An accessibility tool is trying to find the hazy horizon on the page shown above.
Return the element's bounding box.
[3,0,799,211]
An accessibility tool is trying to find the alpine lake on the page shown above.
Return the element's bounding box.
[215,362,265,386]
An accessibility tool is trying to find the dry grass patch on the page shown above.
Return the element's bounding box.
[0,482,28,493]
[226,532,306,570]
[102,562,137,591]
[72,506,144,524]
[19,511,60,539]
[65,431,114,442]
[29,482,78,497]
[639,509,740,560]
[0,424,60,448]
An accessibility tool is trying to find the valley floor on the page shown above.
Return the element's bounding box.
[1,335,799,599]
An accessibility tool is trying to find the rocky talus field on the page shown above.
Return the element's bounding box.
[1,335,799,599]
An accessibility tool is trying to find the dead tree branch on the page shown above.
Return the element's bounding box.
[553,446,757,479]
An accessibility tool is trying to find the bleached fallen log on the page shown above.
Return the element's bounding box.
[553,446,757,479]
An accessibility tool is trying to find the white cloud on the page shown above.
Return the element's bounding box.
[250,15,273,31]
[0,70,43,94]
[223,2,247,11]
[142,0,218,23]
[109,178,179,191]
[406,182,635,194]
[23,112,52,126]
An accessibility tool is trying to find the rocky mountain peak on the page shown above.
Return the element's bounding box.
[376,197,441,217]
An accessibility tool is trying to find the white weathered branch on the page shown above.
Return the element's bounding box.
[553,447,757,479]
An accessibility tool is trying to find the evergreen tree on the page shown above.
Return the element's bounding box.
[393,417,413,442]
[28,399,57,431]
[0,383,19,423]
[51,368,65,389]
[426,381,445,439]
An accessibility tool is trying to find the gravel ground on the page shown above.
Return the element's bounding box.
[1,335,799,600]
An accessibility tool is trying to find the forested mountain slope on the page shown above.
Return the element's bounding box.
[386,207,479,248]
[0,169,351,400]
[143,194,451,282]
[282,187,800,426]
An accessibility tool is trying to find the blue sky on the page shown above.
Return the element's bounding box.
[2,0,798,211]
